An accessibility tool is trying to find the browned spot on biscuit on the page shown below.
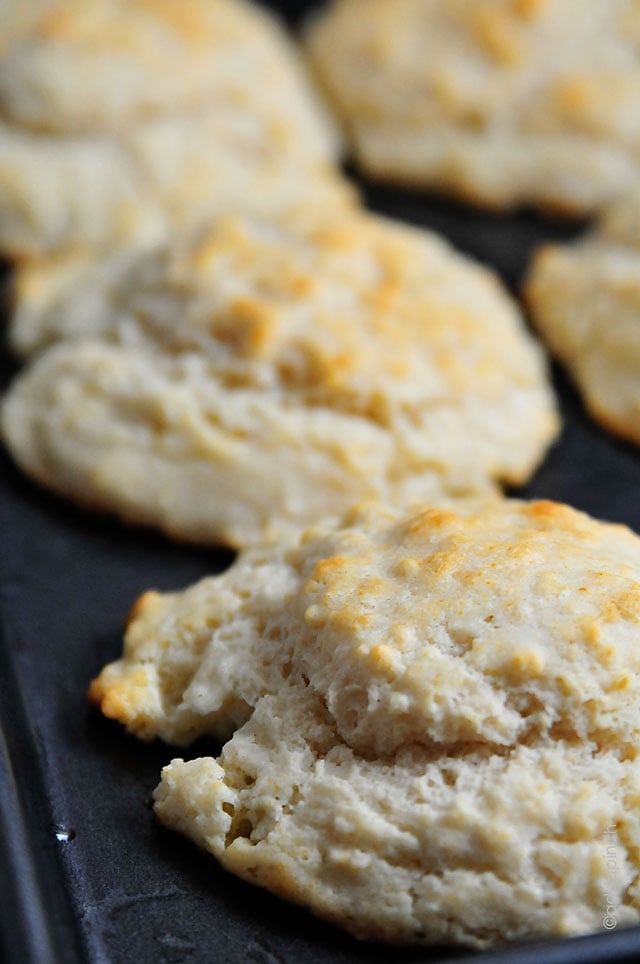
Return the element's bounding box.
[126,590,163,627]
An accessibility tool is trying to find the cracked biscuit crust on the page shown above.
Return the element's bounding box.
[0,0,348,256]
[525,189,640,446]
[306,0,640,213]
[91,499,640,947]
[2,212,558,546]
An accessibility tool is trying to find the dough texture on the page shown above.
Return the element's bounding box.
[306,0,640,214]
[2,211,558,546]
[0,0,351,257]
[90,498,640,947]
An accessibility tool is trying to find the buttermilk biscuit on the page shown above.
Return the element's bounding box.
[90,499,640,947]
[0,0,350,257]
[1,212,558,547]
[306,0,640,214]
[525,190,640,446]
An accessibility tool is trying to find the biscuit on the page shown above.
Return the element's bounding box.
[1,211,559,546]
[525,190,640,446]
[90,499,640,946]
[306,0,640,214]
[0,0,350,257]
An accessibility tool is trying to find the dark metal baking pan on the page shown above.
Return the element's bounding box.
[2,2,640,962]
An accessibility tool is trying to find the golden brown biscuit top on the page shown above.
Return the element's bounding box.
[89,497,640,763]
[145,212,551,428]
[294,499,640,758]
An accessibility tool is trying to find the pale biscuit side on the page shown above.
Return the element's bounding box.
[155,698,640,947]
[526,190,640,444]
